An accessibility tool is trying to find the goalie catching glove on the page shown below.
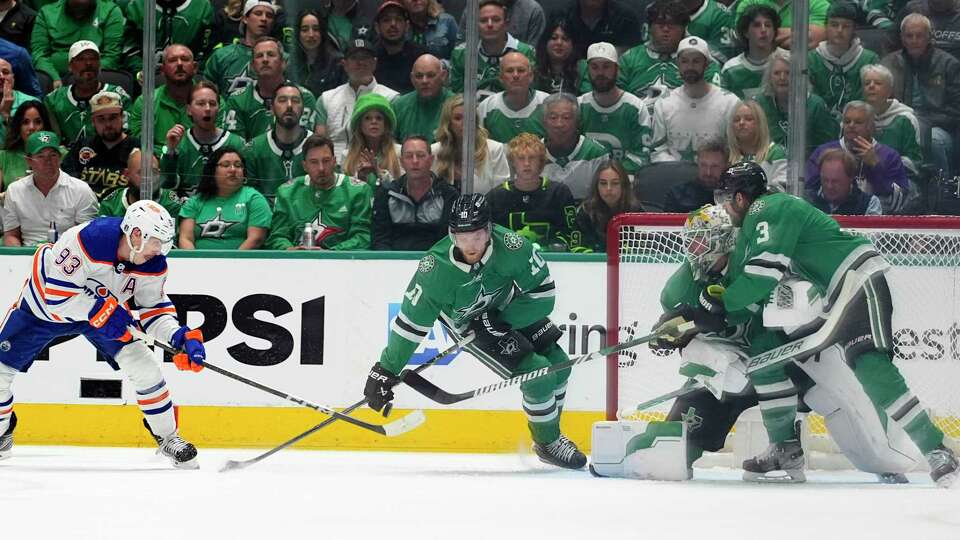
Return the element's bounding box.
[170,327,206,372]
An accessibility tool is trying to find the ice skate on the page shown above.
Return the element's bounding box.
[533,434,587,470]
[0,412,15,460]
[742,439,805,483]
[876,472,909,484]
[155,432,199,470]
[926,445,958,488]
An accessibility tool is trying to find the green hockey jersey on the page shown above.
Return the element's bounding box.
[122,0,215,73]
[578,91,651,173]
[487,177,580,249]
[477,89,548,143]
[687,0,739,63]
[721,50,783,99]
[874,99,923,174]
[379,225,556,374]
[448,35,536,98]
[264,173,373,250]
[160,128,247,195]
[203,41,256,95]
[543,135,611,201]
[44,83,131,145]
[179,185,273,249]
[753,93,839,153]
[392,88,454,144]
[807,41,880,118]
[98,187,183,219]
[31,0,125,80]
[128,84,193,149]
[222,83,319,141]
[736,0,831,29]
[618,45,722,106]
[244,129,308,202]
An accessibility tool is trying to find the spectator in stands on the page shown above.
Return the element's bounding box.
[0,58,37,141]
[808,147,883,215]
[179,146,272,249]
[373,1,427,95]
[2,131,97,246]
[534,17,586,94]
[478,51,548,144]
[326,0,378,51]
[578,42,651,175]
[448,0,536,98]
[575,158,643,252]
[883,13,960,180]
[489,132,579,251]
[651,37,740,163]
[0,0,35,49]
[289,9,346,97]
[0,36,41,97]
[246,83,311,203]
[806,101,913,214]
[461,0,545,46]
[393,54,453,144]
[861,63,924,175]
[129,44,196,149]
[736,0,828,49]
[31,0,124,87]
[61,90,139,200]
[266,134,373,250]
[162,81,246,197]
[727,100,786,188]
[342,93,403,187]
[663,138,727,212]
[542,92,610,201]
[319,26,399,159]
[372,134,458,250]
[620,0,722,105]
[203,0,276,95]
[99,149,182,219]
[557,0,643,58]
[403,0,458,60]
[223,37,320,141]
[753,49,838,154]
[431,93,510,193]
[808,2,881,119]
[122,0,215,75]
[44,41,132,147]
[683,0,738,64]
[210,0,245,48]
[0,101,50,192]
[902,0,960,60]
[721,5,783,99]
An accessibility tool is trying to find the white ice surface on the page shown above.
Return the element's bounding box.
[2,446,959,540]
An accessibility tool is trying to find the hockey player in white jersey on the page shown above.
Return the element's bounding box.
[0,201,206,468]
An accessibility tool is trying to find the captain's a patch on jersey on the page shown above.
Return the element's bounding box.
[386,303,463,365]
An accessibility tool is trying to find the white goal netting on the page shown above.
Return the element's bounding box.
[608,214,960,453]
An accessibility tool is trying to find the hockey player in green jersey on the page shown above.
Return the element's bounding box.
[161,81,246,197]
[700,161,959,486]
[222,37,319,141]
[244,83,310,204]
[265,135,373,251]
[807,2,880,118]
[364,194,588,469]
[99,149,182,221]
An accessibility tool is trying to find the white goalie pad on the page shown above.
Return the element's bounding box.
[590,421,690,481]
[763,278,825,334]
[678,337,750,400]
[799,345,922,474]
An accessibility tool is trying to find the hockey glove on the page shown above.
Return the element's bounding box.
[690,286,727,334]
[364,362,399,413]
[468,311,533,371]
[649,308,696,351]
[171,327,205,372]
[88,295,133,342]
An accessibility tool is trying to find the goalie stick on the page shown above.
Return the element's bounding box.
[219,334,476,472]
[129,327,426,438]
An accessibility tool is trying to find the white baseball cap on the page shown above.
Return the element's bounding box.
[69,40,100,62]
[676,36,710,60]
[244,0,275,15]
[587,42,618,64]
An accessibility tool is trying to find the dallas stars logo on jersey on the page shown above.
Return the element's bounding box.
[199,206,241,238]
[454,284,505,323]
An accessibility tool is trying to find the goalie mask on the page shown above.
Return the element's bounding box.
[683,205,736,280]
[121,200,176,257]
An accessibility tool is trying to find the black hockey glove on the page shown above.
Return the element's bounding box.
[690,286,727,334]
[364,363,399,413]
[648,308,695,351]
[518,318,563,354]
[468,311,533,371]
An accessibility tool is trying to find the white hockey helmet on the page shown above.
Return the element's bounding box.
[682,204,736,280]
[121,200,176,256]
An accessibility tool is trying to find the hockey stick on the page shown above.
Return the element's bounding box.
[622,379,703,417]
[218,334,475,472]
[129,328,426,437]
[402,319,696,405]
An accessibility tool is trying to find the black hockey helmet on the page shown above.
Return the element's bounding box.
[449,193,491,234]
[714,161,768,205]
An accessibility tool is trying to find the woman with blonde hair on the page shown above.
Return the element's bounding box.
[575,159,644,253]
[342,93,402,186]
[727,99,787,189]
[403,0,459,60]
[431,93,510,193]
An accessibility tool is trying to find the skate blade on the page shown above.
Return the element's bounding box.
[171,457,200,470]
[742,469,806,483]
[876,472,909,484]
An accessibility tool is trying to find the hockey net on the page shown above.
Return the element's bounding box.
[607,213,960,455]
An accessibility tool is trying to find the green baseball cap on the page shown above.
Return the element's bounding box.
[26,131,61,156]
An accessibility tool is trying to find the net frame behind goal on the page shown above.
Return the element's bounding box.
[606,213,960,451]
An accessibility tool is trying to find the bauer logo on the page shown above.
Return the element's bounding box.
[386,303,463,365]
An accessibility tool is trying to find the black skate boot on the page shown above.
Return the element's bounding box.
[533,434,587,470]
[926,445,958,488]
[0,411,17,460]
[742,439,805,483]
[143,419,199,469]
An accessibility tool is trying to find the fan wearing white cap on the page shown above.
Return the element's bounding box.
[203,0,277,94]
[578,42,651,174]
[30,0,126,86]
[650,36,740,162]
[43,40,131,146]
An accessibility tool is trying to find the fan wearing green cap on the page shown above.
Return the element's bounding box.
[341,92,403,187]
[2,131,98,247]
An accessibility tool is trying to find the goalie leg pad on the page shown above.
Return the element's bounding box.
[114,343,177,439]
[590,421,690,481]
[667,387,758,455]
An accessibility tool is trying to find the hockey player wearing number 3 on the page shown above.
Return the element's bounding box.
[698,161,959,487]
[364,193,587,469]
[0,201,206,468]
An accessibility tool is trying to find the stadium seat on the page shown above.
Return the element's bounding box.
[633,161,699,212]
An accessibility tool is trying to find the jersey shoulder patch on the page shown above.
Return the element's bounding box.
[418,254,437,273]
[748,199,765,216]
[502,231,524,251]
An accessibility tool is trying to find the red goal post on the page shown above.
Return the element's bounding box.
[605,213,960,449]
